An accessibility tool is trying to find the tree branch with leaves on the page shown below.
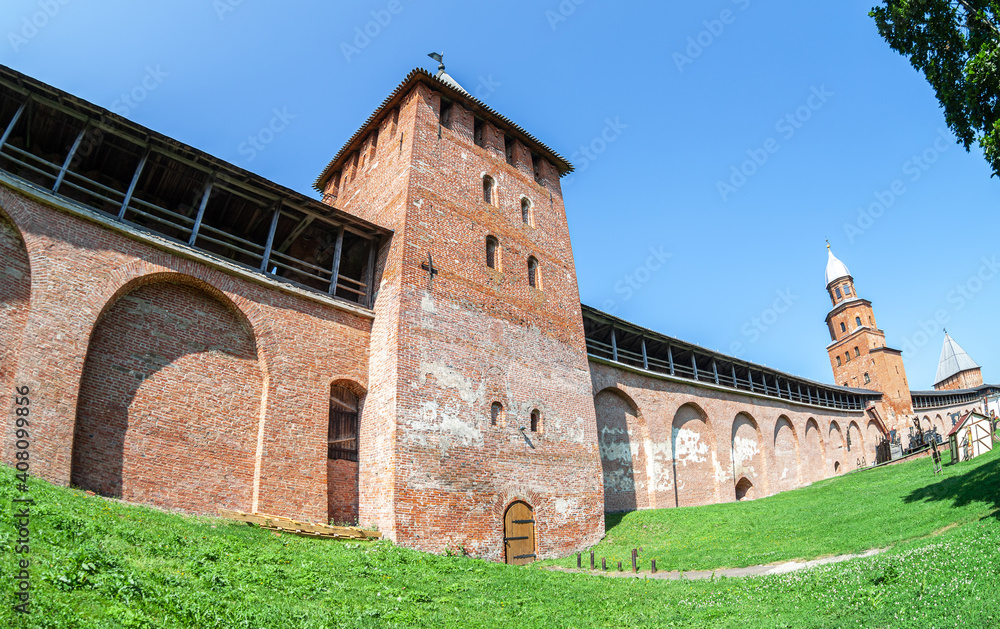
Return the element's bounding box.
[871,0,1000,176]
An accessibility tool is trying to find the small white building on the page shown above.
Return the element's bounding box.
[947,411,994,463]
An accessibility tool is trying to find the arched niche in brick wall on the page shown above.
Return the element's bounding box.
[772,416,800,493]
[594,388,648,512]
[671,402,718,508]
[847,421,866,469]
[865,420,882,464]
[829,421,846,475]
[71,277,262,515]
[0,207,31,464]
[731,412,767,500]
[803,418,825,483]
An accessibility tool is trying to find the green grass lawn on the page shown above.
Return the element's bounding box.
[544,445,1000,573]
[0,448,998,628]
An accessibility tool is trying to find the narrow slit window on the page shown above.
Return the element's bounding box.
[840,322,846,333]
[439,100,453,129]
[854,346,860,356]
[836,356,842,367]
[486,236,498,269]
[491,402,503,426]
[521,198,531,225]
[864,372,871,384]
[504,135,515,165]
[530,409,540,432]
[474,118,485,148]
[483,175,494,205]
[845,352,851,363]
[527,256,539,288]
[531,154,544,185]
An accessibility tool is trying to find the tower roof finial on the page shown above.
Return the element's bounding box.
[826,239,830,250]
[428,52,445,75]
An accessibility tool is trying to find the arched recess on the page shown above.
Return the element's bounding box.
[72,277,262,514]
[932,414,946,442]
[0,208,31,463]
[731,412,766,499]
[772,416,800,492]
[734,477,755,501]
[829,421,846,475]
[865,420,882,464]
[328,379,366,525]
[595,388,649,512]
[847,421,866,468]
[804,418,825,483]
[672,402,719,507]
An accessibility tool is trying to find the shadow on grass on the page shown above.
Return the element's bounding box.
[904,454,1000,520]
[604,512,628,535]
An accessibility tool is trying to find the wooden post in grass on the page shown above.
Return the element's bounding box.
[618,561,622,572]
[590,551,595,570]
[577,552,581,568]
[632,548,637,573]
[651,559,657,573]
[602,557,606,571]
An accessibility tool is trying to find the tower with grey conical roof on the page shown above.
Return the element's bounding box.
[933,331,984,390]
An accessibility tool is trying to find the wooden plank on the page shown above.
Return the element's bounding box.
[217,509,381,540]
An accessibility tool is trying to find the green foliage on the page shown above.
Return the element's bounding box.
[870,0,1000,176]
[0,450,998,628]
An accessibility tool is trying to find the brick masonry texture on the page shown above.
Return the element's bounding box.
[3,69,995,564]
[324,81,605,560]
[0,213,31,465]
[0,187,372,523]
[591,361,880,508]
[935,368,984,391]
[72,281,261,513]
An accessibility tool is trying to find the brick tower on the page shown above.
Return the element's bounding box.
[824,245,913,428]
[313,62,604,561]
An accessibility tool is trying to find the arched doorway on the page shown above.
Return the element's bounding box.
[328,383,361,525]
[503,501,536,565]
[732,412,766,498]
[735,477,755,501]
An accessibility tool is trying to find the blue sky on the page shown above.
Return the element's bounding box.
[3,0,998,389]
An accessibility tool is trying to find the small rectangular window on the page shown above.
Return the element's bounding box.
[835,287,842,299]
[439,100,453,129]
[844,286,852,296]
[474,118,485,148]
[854,347,860,357]
[532,154,544,185]
[836,356,842,367]
[504,135,515,165]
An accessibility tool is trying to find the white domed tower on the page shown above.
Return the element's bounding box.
[823,244,913,428]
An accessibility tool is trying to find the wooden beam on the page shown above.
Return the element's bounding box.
[187,181,214,245]
[276,215,316,253]
[327,225,345,296]
[52,126,87,193]
[118,148,149,220]
[259,202,282,272]
[0,99,27,153]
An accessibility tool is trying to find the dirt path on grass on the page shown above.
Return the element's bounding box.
[543,548,886,580]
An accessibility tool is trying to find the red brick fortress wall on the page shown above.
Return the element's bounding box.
[0,183,372,523]
[590,361,876,510]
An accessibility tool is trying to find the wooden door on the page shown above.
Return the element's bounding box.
[503,501,536,565]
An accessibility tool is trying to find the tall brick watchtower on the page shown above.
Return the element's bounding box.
[824,246,913,430]
[313,62,604,561]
